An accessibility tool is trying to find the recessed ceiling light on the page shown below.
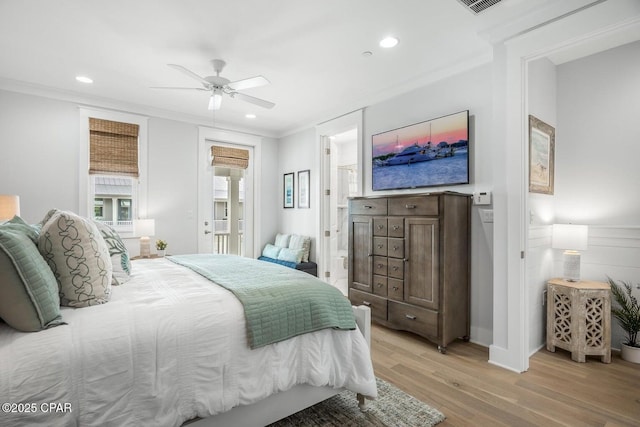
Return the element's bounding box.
[245,113,256,119]
[379,36,399,48]
[75,75,93,84]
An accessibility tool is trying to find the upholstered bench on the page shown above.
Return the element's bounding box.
[259,233,317,276]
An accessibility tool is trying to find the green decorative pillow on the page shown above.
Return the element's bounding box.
[277,247,305,264]
[38,210,113,307]
[288,234,311,262]
[0,216,65,332]
[262,243,282,259]
[93,221,131,285]
[274,233,291,248]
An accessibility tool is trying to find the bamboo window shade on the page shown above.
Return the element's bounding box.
[211,145,249,169]
[89,118,140,177]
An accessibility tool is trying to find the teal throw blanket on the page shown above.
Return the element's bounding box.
[168,254,355,349]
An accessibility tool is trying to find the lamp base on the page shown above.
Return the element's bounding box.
[140,236,151,258]
[563,250,581,282]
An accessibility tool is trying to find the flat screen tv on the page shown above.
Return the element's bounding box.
[372,110,469,191]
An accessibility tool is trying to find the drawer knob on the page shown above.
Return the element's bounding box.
[364,205,373,209]
[377,283,383,287]
[405,204,416,209]
[393,286,399,291]
[377,244,383,248]
[393,225,400,230]
[393,246,399,250]
[405,314,417,320]
[377,264,384,269]
[362,301,371,307]
[377,224,384,230]
[393,266,399,271]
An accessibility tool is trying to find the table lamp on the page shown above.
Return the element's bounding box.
[0,195,20,223]
[552,224,588,282]
[134,219,155,258]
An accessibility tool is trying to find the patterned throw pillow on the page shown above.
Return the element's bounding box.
[288,234,311,263]
[38,210,113,308]
[93,221,131,285]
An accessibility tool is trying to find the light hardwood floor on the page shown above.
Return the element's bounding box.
[371,324,640,426]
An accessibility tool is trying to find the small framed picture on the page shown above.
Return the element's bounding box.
[283,172,295,208]
[298,170,310,209]
[528,115,555,195]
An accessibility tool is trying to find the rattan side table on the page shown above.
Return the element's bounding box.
[546,278,611,363]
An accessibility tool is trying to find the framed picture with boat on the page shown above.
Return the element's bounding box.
[528,115,555,195]
[371,110,469,191]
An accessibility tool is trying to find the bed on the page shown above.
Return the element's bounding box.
[0,255,377,427]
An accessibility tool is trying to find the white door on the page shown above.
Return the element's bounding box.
[198,141,254,257]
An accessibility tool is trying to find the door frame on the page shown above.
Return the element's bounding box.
[315,110,363,281]
[197,127,262,257]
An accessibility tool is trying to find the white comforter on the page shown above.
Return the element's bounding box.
[0,258,376,426]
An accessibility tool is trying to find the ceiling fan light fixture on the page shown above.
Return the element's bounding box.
[208,92,223,110]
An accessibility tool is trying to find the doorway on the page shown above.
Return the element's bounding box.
[198,129,260,258]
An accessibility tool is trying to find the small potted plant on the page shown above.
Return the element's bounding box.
[156,239,168,257]
[608,277,640,363]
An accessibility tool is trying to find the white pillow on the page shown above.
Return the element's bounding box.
[38,210,113,307]
[274,233,291,248]
[262,243,282,259]
[288,234,311,262]
[277,247,305,264]
[93,221,131,285]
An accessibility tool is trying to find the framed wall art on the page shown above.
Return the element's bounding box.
[528,115,555,195]
[283,172,295,208]
[297,169,310,208]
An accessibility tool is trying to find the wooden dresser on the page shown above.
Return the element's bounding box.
[347,192,471,353]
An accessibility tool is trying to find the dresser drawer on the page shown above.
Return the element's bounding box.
[350,198,387,215]
[373,218,388,236]
[372,275,388,297]
[388,301,438,338]
[388,196,438,216]
[387,258,404,279]
[373,237,387,256]
[373,256,388,276]
[387,217,404,237]
[388,278,403,301]
[349,289,387,322]
[387,238,404,258]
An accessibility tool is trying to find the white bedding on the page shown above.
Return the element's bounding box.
[0,258,377,426]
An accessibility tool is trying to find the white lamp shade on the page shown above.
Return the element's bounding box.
[552,224,588,251]
[134,219,155,237]
[0,195,20,221]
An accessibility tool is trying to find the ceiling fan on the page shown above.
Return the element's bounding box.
[152,59,275,111]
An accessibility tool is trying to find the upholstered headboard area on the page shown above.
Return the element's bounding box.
[258,233,318,276]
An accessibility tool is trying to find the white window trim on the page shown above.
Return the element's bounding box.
[79,107,149,237]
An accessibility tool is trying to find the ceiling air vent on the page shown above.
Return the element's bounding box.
[456,0,503,14]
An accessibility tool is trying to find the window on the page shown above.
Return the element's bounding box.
[79,109,148,236]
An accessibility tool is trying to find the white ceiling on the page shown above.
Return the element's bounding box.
[0,0,608,137]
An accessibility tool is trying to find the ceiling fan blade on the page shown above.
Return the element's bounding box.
[227,75,270,91]
[150,86,208,91]
[167,64,210,86]
[232,92,275,109]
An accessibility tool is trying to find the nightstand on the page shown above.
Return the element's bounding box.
[546,278,611,363]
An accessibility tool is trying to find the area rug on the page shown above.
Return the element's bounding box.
[268,377,446,427]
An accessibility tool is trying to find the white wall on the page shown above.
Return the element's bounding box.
[556,40,640,349]
[276,128,318,260]
[0,89,280,257]
[527,57,557,353]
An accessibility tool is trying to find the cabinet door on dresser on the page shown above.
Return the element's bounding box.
[404,217,439,310]
[349,215,373,293]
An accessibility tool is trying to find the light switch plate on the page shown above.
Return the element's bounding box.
[473,191,492,205]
